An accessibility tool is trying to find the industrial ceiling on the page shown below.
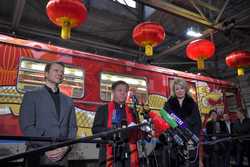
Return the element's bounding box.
[0,0,250,79]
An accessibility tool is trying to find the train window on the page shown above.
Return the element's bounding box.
[17,59,84,98]
[100,72,148,102]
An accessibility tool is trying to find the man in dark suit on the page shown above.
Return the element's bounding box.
[92,81,140,167]
[232,110,250,167]
[20,62,77,167]
[221,113,232,167]
[205,110,226,167]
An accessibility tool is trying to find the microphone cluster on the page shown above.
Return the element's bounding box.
[145,108,199,160]
[128,94,199,160]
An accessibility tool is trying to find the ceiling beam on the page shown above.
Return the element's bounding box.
[157,28,215,57]
[133,0,216,29]
[0,23,143,58]
[192,0,219,13]
[116,2,145,46]
[215,0,230,23]
[155,7,250,59]
[11,0,26,30]
[1,0,145,59]
[113,0,138,17]
[188,0,208,21]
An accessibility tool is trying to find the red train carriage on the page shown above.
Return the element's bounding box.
[0,34,242,161]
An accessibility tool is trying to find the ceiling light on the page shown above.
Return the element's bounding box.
[114,0,136,8]
[186,28,202,37]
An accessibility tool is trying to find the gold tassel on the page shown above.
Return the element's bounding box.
[197,58,205,70]
[145,44,153,56]
[237,67,245,76]
[61,20,71,40]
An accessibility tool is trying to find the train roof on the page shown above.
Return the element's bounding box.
[0,34,235,88]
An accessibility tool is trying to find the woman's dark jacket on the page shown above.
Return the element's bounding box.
[163,95,201,137]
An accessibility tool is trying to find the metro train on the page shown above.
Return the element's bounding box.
[0,34,242,162]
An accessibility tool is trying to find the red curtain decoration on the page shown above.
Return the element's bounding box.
[46,0,87,40]
[0,44,33,85]
[226,50,250,76]
[132,22,165,56]
[186,39,215,70]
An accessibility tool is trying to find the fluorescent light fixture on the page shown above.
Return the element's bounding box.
[114,0,136,8]
[137,87,147,91]
[64,67,83,77]
[101,73,147,87]
[31,63,45,71]
[186,28,202,37]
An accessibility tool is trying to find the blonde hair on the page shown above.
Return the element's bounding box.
[171,78,190,97]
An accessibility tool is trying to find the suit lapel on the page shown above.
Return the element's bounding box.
[225,121,231,134]
[41,87,59,120]
[228,122,232,134]
[59,93,67,124]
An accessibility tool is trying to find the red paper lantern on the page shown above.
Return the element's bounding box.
[186,39,215,70]
[132,22,165,56]
[46,0,87,40]
[226,50,250,76]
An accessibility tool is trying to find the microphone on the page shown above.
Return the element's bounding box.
[112,109,121,141]
[148,112,184,146]
[148,112,169,136]
[159,108,178,128]
[121,119,129,143]
[160,108,199,144]
[112,110,119,127]
[159,129,184,146]
[131,95,139,123]
[131,95,138,104]
[159,109,199,160]
[159,108,190,141]
[169,112,199,144]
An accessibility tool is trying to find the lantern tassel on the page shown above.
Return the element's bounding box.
[145,44,153,56]
[237,67,245,76]
[197,58,205,70]
[61,20,71,40]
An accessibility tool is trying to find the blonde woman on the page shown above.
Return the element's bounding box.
[163,78,201,167]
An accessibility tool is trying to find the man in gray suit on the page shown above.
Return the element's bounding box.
[20,62,77,167]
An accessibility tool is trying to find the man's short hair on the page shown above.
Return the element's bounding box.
[111,80,129,91]
[44,62,65,73]
[237,109,247,117]
[209,109,217,117]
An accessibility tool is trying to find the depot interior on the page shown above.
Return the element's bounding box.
[0,0,250,166]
